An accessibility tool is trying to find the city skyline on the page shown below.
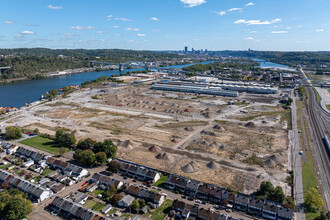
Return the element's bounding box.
[1,0,330,51]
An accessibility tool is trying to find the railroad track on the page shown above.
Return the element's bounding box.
[306,86,330,209]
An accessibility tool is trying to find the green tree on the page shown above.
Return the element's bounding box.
[59,147,66,156]
[107,160,120,173]
[5,126,22,140]
[305,188,324,212]
[55,129,76,147]
[33,128,39,134]
[257,181,274,196]
[77,138,97,150]
[102,185,117,202]
[4,197,33,220]
[46,89,58,98]
[94,139,118,158]
[0,190,32,220]
[132,199,140,210]
[74,149,95,166]
[272,186,285,203]
[95,152,107,165]
[111,193,124,205]
[138,199,146,208]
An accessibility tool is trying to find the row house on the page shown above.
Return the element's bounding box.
[125,184,165,207]
[46,157,88,179]
[262,202,278,220]
[0,170,52,203]
[91,173,123,190]
[117,160,161,183]
[185,180,200,196]
[51,196,109,220]
[197,184,211,200]
[248,198,264,216]
[165,175,188,192]
[16,147,49,162]
[172,200,235,220]
[235,195,249,212]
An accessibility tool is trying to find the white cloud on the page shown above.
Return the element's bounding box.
[4,20,15,24]
[115,17,132,21]
[20,30,35,35]
[114,34,120,36]
[137,34,146,37]
[245,37,254,40]
[144,40,148,42]
[107,15,113,18]
[127,40,134,43]
[113,26,119,28]
[234,18,281,25]
[316,29,324,32]
[62,33,75,37]
[227,8,242,12]
[14,34,23,38]
[286,27,292,29]
[96,31,104,34]
[70,26,96,30]
[298,25,302,28]
[217,11,226,16]
[246,2,254,7]
[180,0,206,8]
[47,5,63,10]
[150,17,159,21]
[125,27,139,31]
[271,31,288,34]
[249,31,257,33]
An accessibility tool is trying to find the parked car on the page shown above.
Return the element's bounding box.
[195,200,201,203]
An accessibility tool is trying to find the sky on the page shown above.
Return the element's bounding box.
[1,0,330,51]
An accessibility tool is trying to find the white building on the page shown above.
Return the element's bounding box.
[23,160,34,168]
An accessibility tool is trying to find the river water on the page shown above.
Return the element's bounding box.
[0,61,214,107]
[0,59,287,108]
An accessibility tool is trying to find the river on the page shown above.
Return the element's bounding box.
[0,61,214,108]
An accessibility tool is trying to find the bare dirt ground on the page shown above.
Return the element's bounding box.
[4,84,291,194]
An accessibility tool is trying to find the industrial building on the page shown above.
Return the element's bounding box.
[151,83,238,97]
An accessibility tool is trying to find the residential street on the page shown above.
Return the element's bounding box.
[291,91,306,220]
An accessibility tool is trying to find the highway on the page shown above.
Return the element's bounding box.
[300,68,330,210]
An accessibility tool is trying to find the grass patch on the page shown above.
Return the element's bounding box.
[85,200,97,209]
[41,168,53,176]
[242,154,264,167]
[93,189,105,197]
[19,136,70,155]
[153,175,167,187]
[313,88,321,103]
[326,105,330,111]
[146,199,173,220]
[297,99,323,219]
[0,164,11,170]
[92,202,105,212]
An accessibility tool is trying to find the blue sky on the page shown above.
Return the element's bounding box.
[1,0,330,51]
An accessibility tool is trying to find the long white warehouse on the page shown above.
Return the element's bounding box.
[151,83,238,97]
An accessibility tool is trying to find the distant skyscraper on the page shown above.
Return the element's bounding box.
[192,48,195,54]
[184,46,188,54]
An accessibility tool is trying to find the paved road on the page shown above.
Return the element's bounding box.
[291,91,306,220]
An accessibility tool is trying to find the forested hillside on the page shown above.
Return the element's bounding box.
[0,48,182,80]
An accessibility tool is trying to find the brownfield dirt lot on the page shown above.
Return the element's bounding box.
[5,84,291,194]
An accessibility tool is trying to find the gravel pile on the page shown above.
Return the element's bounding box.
[206,161,220,170]
[181,161,201,173]
[149,145,161,153]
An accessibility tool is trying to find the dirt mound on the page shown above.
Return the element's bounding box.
[209,142,219,148]
[149,145,161,153]
[181,161,201,173]
[118,140,136,150]
[184,127,194,132]
[201,130,216,136]
[206,161,220,170]
[245,122,255,128]
[156,152,172,161]
[268,154,281,164]
[264,158,276,167]
[213,125,226,132]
